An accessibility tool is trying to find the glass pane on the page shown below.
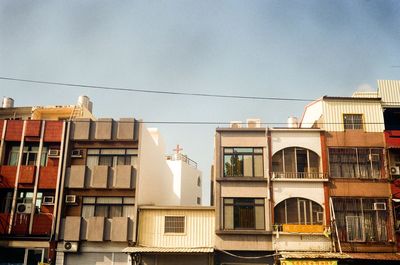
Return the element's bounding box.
[234,202,255,229]
[272,151,283,172]
[86,156,99,167]
[109,206,122,218]
[255,205,265,229]
[284,148,295,173]
[123,206,135,218]
[117,156,126,165]
[254,155,263,177]
[97,197,123,204]
[296,149,308,173]
[8,151,19,166]
[234,148,253,153]
[224,148,233,154]
[309,151,319,174]
[95,205,108,217]
[254,148,263,154]
[126,149,138,155]
[286,198,299,224]
[99,156,113,166]
[82,205,95,218]
[274,201,286,224]
[87,149,99,154]
[101,149,125,155]
[243,155,253,176]
[83,197,96,204]
[224,205,233,229]
[123,197,135,204]
[224,198,234,204]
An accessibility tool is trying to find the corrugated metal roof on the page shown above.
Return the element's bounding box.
[348,252,400,261]
[123,247,214,253]
[280,252,350,259]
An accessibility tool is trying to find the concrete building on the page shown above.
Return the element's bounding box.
[212,119,275,264]
[300,91,399,263]
[269,128,332,254]
[124,206,214,265]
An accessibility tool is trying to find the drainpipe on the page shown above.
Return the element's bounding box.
[8,121,27,234]
[133,119,142,245]
[29,121,46,234]
[55,121,70,241]
[0,120,7,164]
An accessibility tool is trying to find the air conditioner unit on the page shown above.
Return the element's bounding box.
[71,149,83,158]
[373,202,386,211]
[16,203,32,214]
[62,241,78,252]
[48,149,60,158]
[42,196,55,205]
[230,121,242,128]
[247,118,261,128]
[65,195,77,205]
[390,166,400,175]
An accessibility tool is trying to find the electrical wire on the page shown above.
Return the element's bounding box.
[215,248,280,259]
[0,76,314,102]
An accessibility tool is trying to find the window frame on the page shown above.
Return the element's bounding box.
[274,197,324,226]
[328,147,383,179]
[223,147,264,178]
[343,114,364,130]
[80,196,135,219]
[271,147,320,176]
[164,215,186,234]
[223,197,265,230]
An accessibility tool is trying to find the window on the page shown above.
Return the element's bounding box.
[164,216,185,233]
[329,148,383,179]
[223,148,263,177]
[197,197,201,205]
[272,147,320,178]
[7,145,48,166]
[16,191,43,212]
[81,197,135,218]
[343,114,363,130]
[223,198,265,230]
[86,148,138,168]
[274,198,323,225]
[197,176,201,187]
[333,198,388,242]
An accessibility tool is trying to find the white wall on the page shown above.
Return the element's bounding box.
[270,130,322,156]
[137,127,177,206]
[273,234,331,252]
[273,182,325,206]
[300,100,323,128]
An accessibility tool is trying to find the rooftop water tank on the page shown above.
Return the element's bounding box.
[287,116,298,128]
[2,97,14,108]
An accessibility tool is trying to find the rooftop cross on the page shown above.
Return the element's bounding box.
[173,144,183,154]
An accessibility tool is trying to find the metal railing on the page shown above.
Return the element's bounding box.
[270,171,328,179]
[165,153,198,168]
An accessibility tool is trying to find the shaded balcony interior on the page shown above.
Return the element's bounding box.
[271,147,326,179]
[274,197,325,233]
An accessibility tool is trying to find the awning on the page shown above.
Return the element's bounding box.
[123,247,214,253]
[280,252,350,259]
[347,252,400,261]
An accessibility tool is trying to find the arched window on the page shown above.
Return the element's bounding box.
[271,147,320,178]
[274,198,323,225]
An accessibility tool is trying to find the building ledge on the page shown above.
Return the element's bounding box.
[216,230,272,235]
[272,178,328,182]
[216,177,268,183]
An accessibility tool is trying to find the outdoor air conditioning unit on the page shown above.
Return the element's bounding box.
[373,202,386,211]
[230,121,242,128]
[48,149,60,158]
[65,195,77,205]
[71,149,83,158]
[62,241,79,252]
[16,203,32,214]
[390,166,400,175]
[42,196,55,205]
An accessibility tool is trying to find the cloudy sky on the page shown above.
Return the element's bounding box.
[1,1,400,204]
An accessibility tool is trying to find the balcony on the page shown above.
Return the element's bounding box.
[61,216,133,242]
[279,224,325,233]
[0,166,59,189]
[66,165,135,189]
[270,172,328,181]
[0,213,53,236]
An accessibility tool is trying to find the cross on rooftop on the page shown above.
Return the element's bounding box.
[173,144,183,154]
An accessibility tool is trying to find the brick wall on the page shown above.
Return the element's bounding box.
[5,120,23,141]
[0,166,17,188]
[44,121,63,142]
[38,166,58,189]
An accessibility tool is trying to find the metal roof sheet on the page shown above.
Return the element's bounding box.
[123,247,214,253]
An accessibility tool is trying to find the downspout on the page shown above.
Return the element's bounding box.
[55,121,70,240]
[133,119,142,245]
[0,120,7,164]
[8,120,27,234]
[29,121,46,234]
[51,121,67,240]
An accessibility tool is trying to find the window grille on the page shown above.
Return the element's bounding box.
[164,216,185,233]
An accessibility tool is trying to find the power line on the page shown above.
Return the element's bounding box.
[0,76,313,102]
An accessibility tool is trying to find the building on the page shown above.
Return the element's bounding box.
[212,119,275,265]
[0,96,95,265]
[269,128,332,255]
[166,147,202,206]
[300,91,400,263]
[124,206,214,265]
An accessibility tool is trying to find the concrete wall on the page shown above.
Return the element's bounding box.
[273,234,331,252]
[137,127,177,206]
[270,130,322,157]
[273,182,325,206]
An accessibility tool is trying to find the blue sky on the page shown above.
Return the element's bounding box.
[1,1,400,204]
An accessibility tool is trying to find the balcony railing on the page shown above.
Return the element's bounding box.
[0,213,53,236]
[270,172,328,180]
[165,153,198,168]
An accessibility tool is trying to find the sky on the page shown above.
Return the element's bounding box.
[1,0,400,205]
